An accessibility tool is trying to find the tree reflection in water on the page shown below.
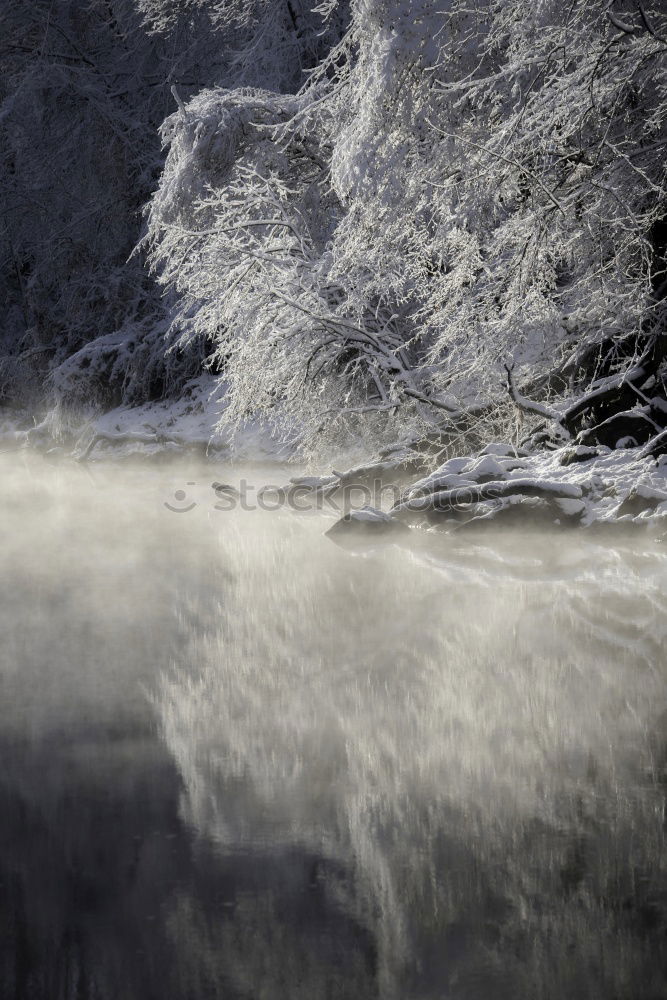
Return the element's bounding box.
[160,520,667,1000]
[0,456,665,999]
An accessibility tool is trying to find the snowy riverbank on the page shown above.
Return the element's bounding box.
[0,376,289,464]
[2,392,667,537]
[315,441,667,537]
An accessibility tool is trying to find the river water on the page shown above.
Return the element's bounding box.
[1,452,666,1000]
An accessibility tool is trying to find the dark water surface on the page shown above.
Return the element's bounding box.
[1,453,666,1000]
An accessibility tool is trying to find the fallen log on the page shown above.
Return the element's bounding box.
[576,408,658,449]
[75,429,221,460]
[639,428,667,460]
[393,477,583,516]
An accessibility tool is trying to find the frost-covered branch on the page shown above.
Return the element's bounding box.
[139,0,666,458]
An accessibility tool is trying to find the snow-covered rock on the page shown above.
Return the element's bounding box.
[390,441,667,532]
[326,505,410,543]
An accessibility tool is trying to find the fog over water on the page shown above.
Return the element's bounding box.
[1,452,666,1000]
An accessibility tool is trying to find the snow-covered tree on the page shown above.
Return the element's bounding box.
[138,0,350,93]
[0,0,349,413]
[0,1,173,407]
[1,0,665,458]
[146,0,666,456]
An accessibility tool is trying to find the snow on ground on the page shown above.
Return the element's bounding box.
[0,375,292,463]
[85,375,294,461]
[306,440,667,535]
[92,375,224,450]
[394,443,667,531]
[2,390,667,533]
